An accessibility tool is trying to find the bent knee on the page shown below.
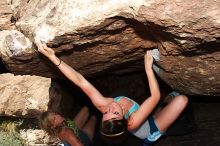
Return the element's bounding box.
[176,95,188,106]
[82,106,89,113]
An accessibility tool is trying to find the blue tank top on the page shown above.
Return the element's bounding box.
[114,96,162,141]
[114,96,140,120]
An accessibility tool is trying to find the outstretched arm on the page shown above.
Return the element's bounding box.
[35,38,109,111]
[128,50,161,130]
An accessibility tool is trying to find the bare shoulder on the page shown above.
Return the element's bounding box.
[105,97,114,104]
[59,127,74,138]
[58,127,83,146]
[98,97,114,112]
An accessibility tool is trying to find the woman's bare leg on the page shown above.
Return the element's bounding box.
[154,95,188,132]
[73,106,89,129]
[81,115,97,141]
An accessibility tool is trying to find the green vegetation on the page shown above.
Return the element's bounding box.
[0,131,24,146]
[0,116,42,146]
[0,118,25,146]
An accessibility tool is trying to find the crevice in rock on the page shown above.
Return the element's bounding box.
[49,70,175,117]
[0,59,10,73]
[180,41,220,56]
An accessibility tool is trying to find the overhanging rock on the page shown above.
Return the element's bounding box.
[0,0,219,96]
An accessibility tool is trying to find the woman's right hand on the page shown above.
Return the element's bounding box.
[35,37,55,59]
[144,50,153,71]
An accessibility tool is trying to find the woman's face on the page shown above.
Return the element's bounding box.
[49,113,64,128]
[102,101,124,121]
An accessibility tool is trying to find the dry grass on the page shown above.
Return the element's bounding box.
[0,121,18,133]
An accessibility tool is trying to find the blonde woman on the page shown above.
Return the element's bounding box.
[39,106,97,146]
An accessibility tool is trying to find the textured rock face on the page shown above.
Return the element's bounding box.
[0,0,219,96]
[0,0,14,30]
[0,73,50,117]
[136,0,220,96]
[20,129,59,146]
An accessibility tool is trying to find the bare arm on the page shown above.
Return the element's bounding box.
[128,50,160,130]
[59,128,83,146]
[35,38,109,111]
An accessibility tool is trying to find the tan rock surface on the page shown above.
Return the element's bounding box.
[0,73,50,117]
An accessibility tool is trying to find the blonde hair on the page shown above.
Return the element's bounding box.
[38,111,61,136]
